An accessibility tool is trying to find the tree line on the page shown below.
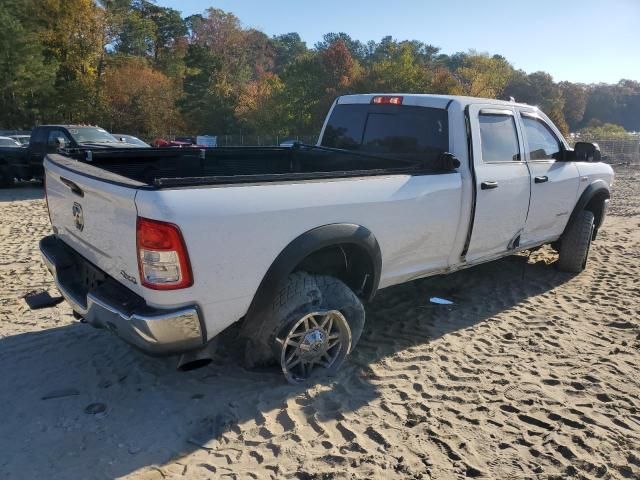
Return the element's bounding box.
[2,0,639,139]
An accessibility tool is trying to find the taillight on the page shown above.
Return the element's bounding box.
[371,95,403,105]
[136,217,193,290]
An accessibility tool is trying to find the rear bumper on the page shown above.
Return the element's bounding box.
[39,235,206,355]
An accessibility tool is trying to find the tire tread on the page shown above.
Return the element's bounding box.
[558,210,595,273]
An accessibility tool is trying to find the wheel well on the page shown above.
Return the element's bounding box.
[294,243,376,300]
[584,191,609,231]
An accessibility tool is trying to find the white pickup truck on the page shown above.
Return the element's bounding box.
[40,94,613,383]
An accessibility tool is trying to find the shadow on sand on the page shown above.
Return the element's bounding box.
[0,253,573,478]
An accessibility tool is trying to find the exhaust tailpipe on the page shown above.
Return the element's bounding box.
[177,339,218,372]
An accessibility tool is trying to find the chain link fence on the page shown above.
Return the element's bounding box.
[567,134,640,165]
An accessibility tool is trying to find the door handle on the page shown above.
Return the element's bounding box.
[481,181,498,190]
[534,175,549,184]
[59,177,84,197]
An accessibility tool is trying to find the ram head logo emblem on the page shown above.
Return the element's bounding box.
[72,202,84,231]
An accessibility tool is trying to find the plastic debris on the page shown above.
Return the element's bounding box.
[429,297,454,305]
[23,290,64,310]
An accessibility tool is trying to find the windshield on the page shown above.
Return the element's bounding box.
[68,127,119,144]
[321,104,449,157]
[0,138,20,147]
[117,135,149,147]
[11,136,30,145]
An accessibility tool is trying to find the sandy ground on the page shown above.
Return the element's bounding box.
[0,169,638,480]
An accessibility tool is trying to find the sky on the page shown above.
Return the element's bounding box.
[155,0,640,84]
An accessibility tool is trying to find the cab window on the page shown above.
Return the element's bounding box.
[46,130,70,151]
[321,104,449,155]
[521,116,561,160]
[478,114,521,163]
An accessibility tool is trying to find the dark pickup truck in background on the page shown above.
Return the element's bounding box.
[0,125,145,187]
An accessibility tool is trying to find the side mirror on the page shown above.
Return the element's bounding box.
[570,142,601,162]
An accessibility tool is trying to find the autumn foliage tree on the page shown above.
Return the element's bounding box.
[454,53,512,98]
[235,73,287,134]
[103,57,182,137]
[1,2,638,137]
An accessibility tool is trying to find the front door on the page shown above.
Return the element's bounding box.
[517,110,580,245]
[465,105,531,262]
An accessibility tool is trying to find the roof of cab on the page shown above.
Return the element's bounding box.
[337,93,535,110]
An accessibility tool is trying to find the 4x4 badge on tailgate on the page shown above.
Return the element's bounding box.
[72,202,84,231]
[120,270,138,285]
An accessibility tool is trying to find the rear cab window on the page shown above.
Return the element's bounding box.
[321,103,449,160]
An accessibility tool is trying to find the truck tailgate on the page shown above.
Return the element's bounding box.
[44,158,142,295]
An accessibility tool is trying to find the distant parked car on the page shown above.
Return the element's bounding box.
[152,138,193,148]
[279,139,299,147]
[175,136,196,145]
[115,134,150,147]
[0,125,146,187]
[0,136,21,147]
[8,135,30,146]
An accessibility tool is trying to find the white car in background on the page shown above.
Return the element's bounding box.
[0,136,21,147]
[8,135,30,146]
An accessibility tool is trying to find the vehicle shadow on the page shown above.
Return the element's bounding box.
[0,181,43,202]
[0,252,572,478]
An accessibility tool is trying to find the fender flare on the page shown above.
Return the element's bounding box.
[563,180,610,238]
[240,223,382,336]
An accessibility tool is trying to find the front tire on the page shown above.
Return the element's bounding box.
[245,272,365,383]
[557,210,595,273]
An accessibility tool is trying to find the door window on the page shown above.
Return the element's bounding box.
[522,116,561,160]
[478,114,520,163]
[46,130,69,152]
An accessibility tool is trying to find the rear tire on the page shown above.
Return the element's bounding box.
[244,272,365,383]
[557,210,595,273]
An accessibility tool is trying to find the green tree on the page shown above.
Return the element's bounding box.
[504,70,569,134]
[117,11,156,56]
[272,33,308,72]
[0,2,56,128]
[579,120,628,138]
[278,53,327,133]
[359,43,432,93]
[559,81,587,130]
[454,53,513,98]
[35,0,106,122]
[315,33,367,61]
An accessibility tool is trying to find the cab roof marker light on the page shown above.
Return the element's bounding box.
[371,96,404,105]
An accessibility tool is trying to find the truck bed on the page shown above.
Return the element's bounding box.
[52,145,457,188]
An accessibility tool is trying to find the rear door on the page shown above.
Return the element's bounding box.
[28,128,48,170]
[518,110,579,244]
[44,157,143,295]
[465,105,531,261]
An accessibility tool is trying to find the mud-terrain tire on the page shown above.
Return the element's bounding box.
[557,210,595,273]
[244,272,365,383]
